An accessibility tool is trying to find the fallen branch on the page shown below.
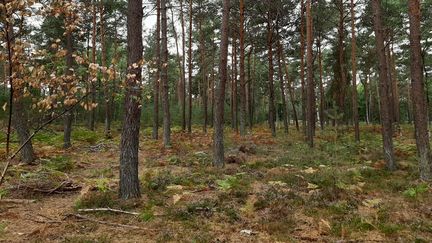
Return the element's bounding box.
[0,93,91,187]
[77,207,140,216]
[67,213,144,230]
[0,199,36,204]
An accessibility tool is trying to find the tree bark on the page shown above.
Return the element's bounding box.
[187,0,193,133]
[6,23,34,163]
[239,0,247,136]
[306,0,315,147]
[300,0,306,135]
[199,18,208,133]
[89,0,97,131]
[180,0,187,131]
[372,0,396,170]
[161,0,171,147]
[152,0,160,140]
[119,0,143,199]
[100,3,112,139]
[317,35,325,130]
[213,0,230,168]
[276,36,289,134]
[408,0,432,180]
[63,2,74,149]
[351,0,359,141]
[267,10,276,137]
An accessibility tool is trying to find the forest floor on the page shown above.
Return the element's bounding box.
[0,124,431,242]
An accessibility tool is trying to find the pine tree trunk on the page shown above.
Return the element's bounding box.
[408,0,432,180]
[238,0,247,136]
[276,37,289,134]
[317,35,325,130]
[337,0,346,125]
[306,0,315,147]
[351,0,359,141]
[119,0,143,199]
[100,3,112,139]
[152,0,161,140]
[281,47,299,131]
[180,0,187,131]
[214,0,230,168]
[89,0,97,131]
[372,0,396,170]
[300,0,307,135]
[267,12,276,137]
[170,6,183,109]
[199,18,207,133]
[161,0,171,147]
[7,25,34,163]
[187,0,193,133]
[64,2,74,149]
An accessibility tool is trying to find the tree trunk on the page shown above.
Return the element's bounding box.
[231,37,238,132]
[239,0,247,136]
[390,45,400,125]
[408,0,432,180]
[161,0,171,147]
[119,0,143,199]
[152,0,161,140]
[306,0,315,147]
[281,48,299,131]
[337,0,346,124]
[372,0,396,170]
[214,0,230,168]
[7,24,35,163]
[100,3,112,139]
[247,46,253,129]
[276,36,289,134]
[351,0,359,141]
[317,35,325,130]
[267,11,276,137]
[170,5,183,110]
[199,18,207,133]
[63,2,74,149]
[180,0,187,131]
[89,0,97,131]
[187,0,193,133]
[300,0,306,135]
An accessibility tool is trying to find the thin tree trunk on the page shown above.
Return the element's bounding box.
[119,0,143,199]
[276,36,289,134]
[199,18,207,133]
[152,0,161,140]
[300,0,306,135]
[306,0,315,147]
[351,0,359,141]
[100,3,112,139]
[390,45,400,125]
[89,0,97,131]
[408,0,432,180]
[64,2,74,149]
[5,22,34,163]
[281,48,299,131]
[247,46,253,129]
[372,0,396,170]
[180,0,187,131]
[214,0,230,168]
[170,5,183,109]
[337,0,346,124]
[161,0,171,147]
[187,0,193,133]
[317,35,325,130]
[267,11,276,137]
[239,0,247,136]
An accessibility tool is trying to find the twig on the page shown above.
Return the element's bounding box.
[77,207,140,215]
[67,213,144,230]
[0,199,36,204]
[0,92,91,187]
